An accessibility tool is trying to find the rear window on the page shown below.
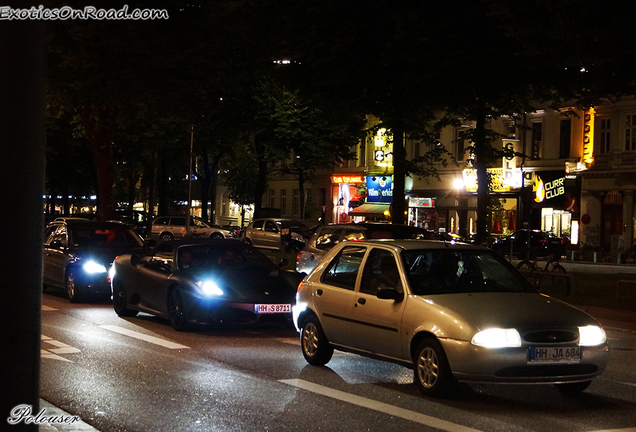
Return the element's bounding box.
[71,225,143,248]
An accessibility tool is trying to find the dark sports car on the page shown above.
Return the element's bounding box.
[110,240,303,331]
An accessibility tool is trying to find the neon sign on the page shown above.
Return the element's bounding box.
[331,175,365,184]
[583,108,595,164]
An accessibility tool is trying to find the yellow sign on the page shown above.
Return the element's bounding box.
[583,108,595,164]
[462,168,512,192]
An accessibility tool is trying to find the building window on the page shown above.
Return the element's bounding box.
[599,118,611,154]
[625,114,636,151]
[454,128,469,161]
[559,119,571,159]
[531,122,542,160]
[269,189,275,209]
[280,189,287,215]
[292,189,299,216]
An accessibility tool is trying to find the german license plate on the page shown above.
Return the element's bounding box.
[254,304,291,314]
[528,346,581,363]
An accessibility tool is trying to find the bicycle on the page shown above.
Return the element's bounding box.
[517,254,569,294]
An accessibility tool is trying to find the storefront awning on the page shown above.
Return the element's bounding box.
[349,203,390,216]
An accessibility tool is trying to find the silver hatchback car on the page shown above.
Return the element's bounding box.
[293,240,609,397]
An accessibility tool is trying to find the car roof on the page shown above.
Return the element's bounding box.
[337,238,490,251]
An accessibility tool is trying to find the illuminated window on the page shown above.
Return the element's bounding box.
[625,114,636,151]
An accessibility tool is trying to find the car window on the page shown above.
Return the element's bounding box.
[265,220,278,232]
[70,226,144,248]
[359,249,402,295]
[321,245,366,290]
[191,218,208,228]
[153,217,169,226]
[253,220,264,230]
[315,227,340,250]
[44,225,67,247]
[171,217,186,227]
[402,249,535,295]
[177,244,274,272]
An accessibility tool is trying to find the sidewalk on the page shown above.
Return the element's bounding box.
[38,399,99,432]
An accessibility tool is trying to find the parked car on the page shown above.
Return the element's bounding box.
[151,216,236,241]
[293,239,609,397]
[241,218,316,251]
[43,219,155,302]
[490,229,567,259]
[113,208,150,237]
[296,223,433,274]
[110,239,304,331]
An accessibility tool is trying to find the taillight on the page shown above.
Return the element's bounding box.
[296,251,302,262]
[297,280,304,292]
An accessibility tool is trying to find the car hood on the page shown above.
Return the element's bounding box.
[420,292,600,330]
[76,246,147,264]
[187,266,297,303]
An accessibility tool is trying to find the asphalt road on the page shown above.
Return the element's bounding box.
[33,290,636,432]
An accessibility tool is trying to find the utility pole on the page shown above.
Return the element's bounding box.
[186,124,194,235]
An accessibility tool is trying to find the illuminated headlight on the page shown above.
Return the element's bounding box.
[578,325,606,346]
[471,328,522,348]
[198,280,223,297]
[83,260,107,274]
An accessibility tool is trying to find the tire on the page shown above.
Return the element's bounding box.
[160,232,174,241]
[242,237,252,246]
[210,232,224,240]
[413,338,457,397]
[168,287,190,331]
[112,280,138,317]
[517,260,535,273]
[66,269,82,303]
[555,380,592,393]
[300,316,333,365]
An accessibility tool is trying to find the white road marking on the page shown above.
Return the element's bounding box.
[100,325,190,350]
[42,305,57,311]
[587,429,636,432]
[41,334,80,362]
[280,379,482,432]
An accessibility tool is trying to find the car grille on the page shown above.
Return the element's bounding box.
[496,364,598,378]
[522,330,578,343]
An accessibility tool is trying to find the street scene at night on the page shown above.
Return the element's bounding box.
[2,1,636,431]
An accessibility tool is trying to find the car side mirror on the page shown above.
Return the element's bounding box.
[130,254,144,267]
[376,287,404,302]
[48,240,64,250]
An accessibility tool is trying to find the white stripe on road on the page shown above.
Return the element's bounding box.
[100,325,190,350]
[42,305,57,311]
[587,429,636,432]
[280,379,482,432]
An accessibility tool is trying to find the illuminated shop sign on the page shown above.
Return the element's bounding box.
[331,175,365,184]
[462,168,520,192]
[367,176,393,203]
[529,170,579,213]
[409,197,434,208]
[582,108,595,164]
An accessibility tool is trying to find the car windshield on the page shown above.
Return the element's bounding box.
[401,249,536,295]
[71,225,143,248]
[177,244,275,272]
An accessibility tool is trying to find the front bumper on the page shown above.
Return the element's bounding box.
[441,338,610,384]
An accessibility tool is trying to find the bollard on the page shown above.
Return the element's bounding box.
[570,251,575,261]
[617,253,621,264]
[593,251,597,262]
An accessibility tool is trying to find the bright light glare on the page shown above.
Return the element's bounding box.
[578,325,606,346]
[83,261,107,274]
[198,280,223,296]
[471,328,521,348]
[453,178,465,190]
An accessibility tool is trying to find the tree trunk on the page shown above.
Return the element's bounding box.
[474,108,489,244]
[81,102,116,221]
[391,125,407,225]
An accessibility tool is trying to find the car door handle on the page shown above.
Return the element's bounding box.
[316,289,323,296]
[357,298,366,305]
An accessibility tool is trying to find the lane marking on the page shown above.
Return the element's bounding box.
[41,334,80,362]
[100,325,190,350]
[280,379,482,432]
[588,429,636,432]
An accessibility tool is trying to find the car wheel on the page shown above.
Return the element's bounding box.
[65,269,82,303]
[168,287,190,331]
[413,338,456,397]
[210,232,224,240]
[242,237,252,246]
[555,380,591,393]
[301,316,333,365]
[160,232,174,241]
[112,280,138,317]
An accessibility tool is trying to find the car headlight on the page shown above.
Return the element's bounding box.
[198,280,224,297]
[578,325,606,346]
[83,260,107,274]
[471,328,522,348]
